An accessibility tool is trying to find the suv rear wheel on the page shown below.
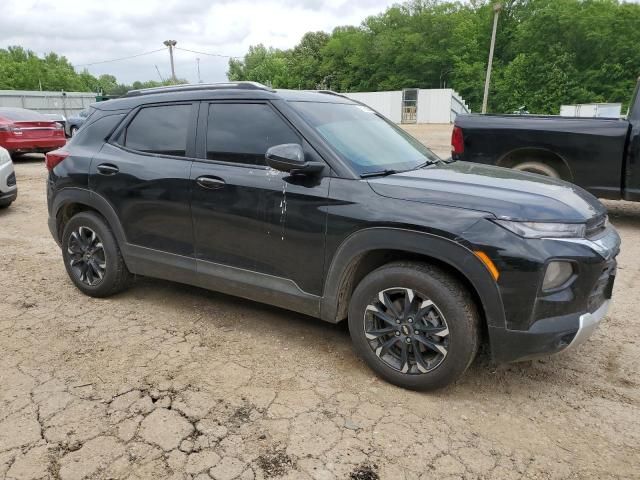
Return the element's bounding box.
[61,211,132,297]
[348,262,479,390]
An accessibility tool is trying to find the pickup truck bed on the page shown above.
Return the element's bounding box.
[452,80,640,202]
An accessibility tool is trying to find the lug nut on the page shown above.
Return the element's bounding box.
[395,331,400,336]
[408,318,413,323]
[405,338,411,343]
[414,330,420,335]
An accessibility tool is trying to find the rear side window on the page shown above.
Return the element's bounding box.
[123,104,191,156]
[206,103,299,166]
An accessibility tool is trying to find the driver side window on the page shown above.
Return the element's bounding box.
[206,103,300,166]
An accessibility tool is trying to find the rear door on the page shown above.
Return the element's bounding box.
[190,101,330,298]
[89,102,197,260]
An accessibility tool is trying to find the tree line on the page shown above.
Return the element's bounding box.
[0,46,185,97]
[228,0,640,114]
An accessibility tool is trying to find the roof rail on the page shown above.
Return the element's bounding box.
[315,89,346,98]
[125,81,274,97]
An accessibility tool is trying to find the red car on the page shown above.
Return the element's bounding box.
[0,108,66,155]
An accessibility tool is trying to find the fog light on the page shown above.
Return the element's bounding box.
[543,261,573,290]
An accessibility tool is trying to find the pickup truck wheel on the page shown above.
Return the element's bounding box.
[61,211,132,297]
[348,262,479,390]
[512,161,560,178]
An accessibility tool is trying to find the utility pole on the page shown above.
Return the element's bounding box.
[163,40,177,83]
[482,3,502,114]
[196,58,202,83]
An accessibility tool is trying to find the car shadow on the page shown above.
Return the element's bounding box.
[11,153,45,163]
[113,275,574,396]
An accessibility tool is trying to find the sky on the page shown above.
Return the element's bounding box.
[1,0,399,85]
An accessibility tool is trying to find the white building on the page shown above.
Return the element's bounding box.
[342,88,469,124]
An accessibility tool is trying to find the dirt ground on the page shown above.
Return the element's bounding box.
[1,126,639,480]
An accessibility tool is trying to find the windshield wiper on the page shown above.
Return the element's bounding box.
[412,160,437,169]
[360,169,399,178]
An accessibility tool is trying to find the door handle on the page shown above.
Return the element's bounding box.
[196,176,226,190]
[97,163,119,175]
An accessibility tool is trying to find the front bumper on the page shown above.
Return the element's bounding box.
[0,161,17,205]
[489,297,612,363]
[481,225,620,363]
[0,188,17,205]
[565,300,610,350]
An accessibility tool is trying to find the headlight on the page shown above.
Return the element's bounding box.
[495,220,586,239]
[0,148,11,166]
[542,261,574,290]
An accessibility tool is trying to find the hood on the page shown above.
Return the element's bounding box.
[367,161,605,222]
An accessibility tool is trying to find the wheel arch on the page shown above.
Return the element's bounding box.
[52,188,127,249]
[321,228,506,333]
[496,147,573,181]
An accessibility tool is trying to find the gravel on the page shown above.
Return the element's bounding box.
[0,145,638,479]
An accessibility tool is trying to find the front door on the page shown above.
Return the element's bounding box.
[190,101,330,301]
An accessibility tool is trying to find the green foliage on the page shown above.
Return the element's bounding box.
[0,46,186,96]
[228,0,640,113]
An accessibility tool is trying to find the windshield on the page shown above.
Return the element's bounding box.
[291,101,440,175]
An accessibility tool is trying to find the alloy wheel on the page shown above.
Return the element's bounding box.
[363,287,450,374]
[67,226,107,286]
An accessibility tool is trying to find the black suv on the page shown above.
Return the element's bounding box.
[46,82,620,390]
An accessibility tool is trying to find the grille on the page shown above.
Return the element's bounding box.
[7,172,16,187]
[587,261,616,313]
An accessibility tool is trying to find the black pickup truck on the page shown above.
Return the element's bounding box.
[452,80,640,201]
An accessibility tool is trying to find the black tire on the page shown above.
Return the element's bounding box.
[348,262,479,390]
[61,211,132,297]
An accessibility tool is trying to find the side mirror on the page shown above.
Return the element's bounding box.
[265,144,324,175]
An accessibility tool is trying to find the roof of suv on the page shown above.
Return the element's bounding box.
[93,82,357,112]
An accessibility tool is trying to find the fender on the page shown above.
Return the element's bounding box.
[320,227,506,330]
[50,187,128,248]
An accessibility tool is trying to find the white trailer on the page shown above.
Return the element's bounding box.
[342,88,469,124]
[560,103,622,118]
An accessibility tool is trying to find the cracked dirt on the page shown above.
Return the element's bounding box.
[1,149,639,479]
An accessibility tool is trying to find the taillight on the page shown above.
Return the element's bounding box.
[45,150,69,171]
[0,124,22,135]
[451,126,464,155]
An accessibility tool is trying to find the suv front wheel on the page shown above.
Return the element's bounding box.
[61,211,132,297]
[348,262,479,390]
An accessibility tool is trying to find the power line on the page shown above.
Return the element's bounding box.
[174,46,241,59]
[74,48,166,68]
